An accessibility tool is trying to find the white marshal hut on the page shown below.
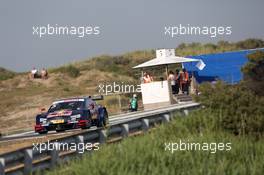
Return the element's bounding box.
[133,49,200,110]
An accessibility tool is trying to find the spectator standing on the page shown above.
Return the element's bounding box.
[180,68,190,94]
[167,71,176,94]
[175,69,180,94]
[129,94,138,112]
[143,72,153,83]
[41,68,48,79]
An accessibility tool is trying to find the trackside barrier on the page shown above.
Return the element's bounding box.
[0,102,200,175]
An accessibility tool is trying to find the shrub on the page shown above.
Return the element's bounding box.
[53,65,80,78]
[237,39,264,49]
[196,81,264,137]
[196,50,264,137]
[241,50,264,96]
[175,38,264,56]
[47,111,264,175]
[0,67,16,81]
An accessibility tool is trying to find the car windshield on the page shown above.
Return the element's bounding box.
[48,101,84,113]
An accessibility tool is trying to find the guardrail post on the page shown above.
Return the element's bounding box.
[183,109,189,116]
[0,158,5,175]
[121,124,129,138]
[99,130,107,144]
[50,142,59,169]
[141,119,149,133]
[76,135,84,145]
[24,148,33,175]
[76,135,84,155]
[162,114,170,123]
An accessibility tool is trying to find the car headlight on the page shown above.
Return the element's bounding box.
[40,118,47,124]
[70,114,81,120]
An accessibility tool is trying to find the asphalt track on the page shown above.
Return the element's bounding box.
[0,102,199,143]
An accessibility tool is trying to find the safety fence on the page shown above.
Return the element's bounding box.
[0,102,200,175]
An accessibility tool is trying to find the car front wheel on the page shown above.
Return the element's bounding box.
[38,131,48,134]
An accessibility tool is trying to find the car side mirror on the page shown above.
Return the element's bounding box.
[40,107,46,113]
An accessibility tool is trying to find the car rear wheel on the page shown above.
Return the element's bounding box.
[38,131,48,134]
[97,109,109,128]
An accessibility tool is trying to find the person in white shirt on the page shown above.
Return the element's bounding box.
[167,71,176,94]
[31,67,38,79]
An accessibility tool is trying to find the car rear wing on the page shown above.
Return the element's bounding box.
[53,95,104,103]
[91,95,104,101]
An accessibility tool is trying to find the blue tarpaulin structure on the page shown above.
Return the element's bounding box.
[183,48,264,84]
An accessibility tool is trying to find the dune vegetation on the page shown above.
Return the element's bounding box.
[47,110,264,175]
[0,38,263,135]
[47,49,264,175]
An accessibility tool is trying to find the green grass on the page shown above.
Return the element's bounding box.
[47,110,264,175]
[0,67,16,81]
[50,65,80,78]
[48,39,264,81]
[175,39,264,56]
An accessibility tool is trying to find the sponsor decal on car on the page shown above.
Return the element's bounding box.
[47,110,73,118]
[50,119,65,124]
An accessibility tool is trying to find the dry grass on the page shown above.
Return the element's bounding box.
[0,129,93,154]
[0,50,153,135]
[0,68,139,135]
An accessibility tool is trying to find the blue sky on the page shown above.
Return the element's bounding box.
[0,0,263,72]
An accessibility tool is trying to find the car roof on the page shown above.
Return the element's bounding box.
[52,97,88,104]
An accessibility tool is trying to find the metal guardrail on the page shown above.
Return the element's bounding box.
[0,102,200,175]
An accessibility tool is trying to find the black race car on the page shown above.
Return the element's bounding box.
[34,96,108,134]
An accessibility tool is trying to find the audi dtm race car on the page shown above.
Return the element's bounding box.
[34,96,108,134]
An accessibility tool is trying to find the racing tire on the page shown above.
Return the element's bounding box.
[96,121,102,127]
[103,115,109,128]
[55,126,65,132]
[81,126,90,130]
[38,131,48,134]
[97,109,109,128]
[56,129,65,133]
[81,123,91,130]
